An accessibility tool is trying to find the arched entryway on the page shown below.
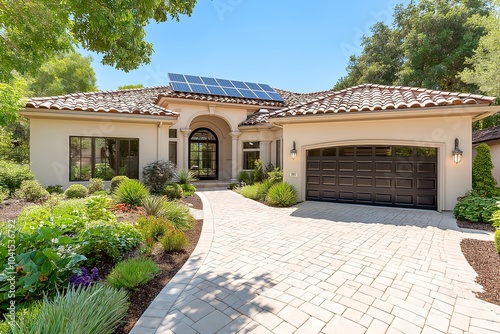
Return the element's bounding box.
[189,128,218,180]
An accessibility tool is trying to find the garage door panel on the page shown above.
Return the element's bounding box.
[306,145,437,210]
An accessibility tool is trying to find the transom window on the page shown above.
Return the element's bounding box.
[69,137,139,181]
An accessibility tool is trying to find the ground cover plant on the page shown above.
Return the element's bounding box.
[106,258,159,290]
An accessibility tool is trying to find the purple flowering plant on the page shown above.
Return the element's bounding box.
[68,267,100,287]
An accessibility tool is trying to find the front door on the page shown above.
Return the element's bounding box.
[189,128,218,180]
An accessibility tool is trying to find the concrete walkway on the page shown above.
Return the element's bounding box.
[131,190,500,334]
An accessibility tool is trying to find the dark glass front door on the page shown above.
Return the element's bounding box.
[189,128,218,180]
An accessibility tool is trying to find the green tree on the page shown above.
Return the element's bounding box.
[118,84,145,90]
[26,52,97,97]
[334,0,491,92]
[0,0,197,126]
[472,143,500,197]
[460,0,500,97]
[334,23,403,91]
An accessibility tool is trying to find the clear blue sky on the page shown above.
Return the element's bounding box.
[84,0,409,93]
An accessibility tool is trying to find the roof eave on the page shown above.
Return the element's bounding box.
[20,108,178,125]
[268,105,500,125]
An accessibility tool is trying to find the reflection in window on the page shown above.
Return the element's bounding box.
[243,141,260,169]
[339,147,355,156]
[307,149,321,157]
[322,147,337,157]
[416,147,437,157]
[395,146,413,157]
[375,147,392,156]
[70,137,139,181]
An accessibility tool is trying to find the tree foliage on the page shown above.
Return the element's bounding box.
[117,84,145,90]
[334,0,491,92]
[460,0,500,97]
[26,52,98,97]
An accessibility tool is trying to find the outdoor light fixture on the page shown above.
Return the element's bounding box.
[452,138,463,164]
[290,141,297,160]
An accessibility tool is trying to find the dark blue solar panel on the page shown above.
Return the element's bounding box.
[232,81,248,89]
[201,77,218,86]
[190,84,210,94]
[239,89,258,99]
[185,75,203,84]
[168,73,284,102]
[258,84,274,92]
[171,82,191,92]
[207,86,226,96]
[168,73,186,82]
[216,79,234,87]
[267,92,285,102]
[254,90,272,100]
[222,87,243,97]
[245,82,261,91]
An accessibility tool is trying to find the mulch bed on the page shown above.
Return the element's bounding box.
[459,220,500,307]
[114,194,203,334]
[0,199,30,222]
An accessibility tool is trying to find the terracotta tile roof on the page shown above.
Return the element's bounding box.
[473,125,500,144]
[26,86,178,117]
[264,84,497,123]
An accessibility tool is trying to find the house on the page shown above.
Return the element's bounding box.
[20,73,498,211]
[472,125,500,182]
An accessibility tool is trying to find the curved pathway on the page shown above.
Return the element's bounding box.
[132,190,500,334]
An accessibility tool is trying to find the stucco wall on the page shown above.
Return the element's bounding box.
[29,118,169,189]
[281,115,473,211]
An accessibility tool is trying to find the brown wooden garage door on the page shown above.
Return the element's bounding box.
[306,146,437,210]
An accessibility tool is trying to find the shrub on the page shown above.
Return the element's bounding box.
[454,196,499,223]
[163,182,183,199]
[85,194,116,223]
[87,177,105,194]
[137,216,174,248]
[78,222,142,262]
[266,182,297,207]
[238,184,261,200]
[11,284,128,334]
[228,183,239,190]
[159,230,189,252]
[252,159,266,183]
[0,186,9,202]
[141,195,169,217]
[173,168,196,185]
[181,183,196,197]
[69,267,100,287]
[472,144,500,197]
[15,179,49,202]
[0,226,86,311]
[46,184,64,194]
[110,175,129,192]
[237,171,251,185]
[495,229,500,254]
[267,167,283,185]
[113,179,149,207]
[107,258,159,290]
[0,160,34,195]
[95,163,115,180]
[142,160,175,194]
[257,180,272,201]
[65,184,88,199]
[162,200,194,231]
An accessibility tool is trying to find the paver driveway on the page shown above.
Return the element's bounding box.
[132,190,500,334]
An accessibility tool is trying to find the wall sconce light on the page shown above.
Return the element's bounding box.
[452,138,463,164]
[290,141,297,160]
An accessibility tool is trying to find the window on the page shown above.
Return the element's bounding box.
[243,141,260,169]
[70,136,139,181]
[169,129,178,166]
[275,139,282,168]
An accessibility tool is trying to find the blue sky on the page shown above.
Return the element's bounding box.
[84,0,409,93]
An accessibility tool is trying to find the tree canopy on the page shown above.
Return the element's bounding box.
[117,84,145,90]
[0,0,197,126]
[334,0,491,92]
[26,53,98,97]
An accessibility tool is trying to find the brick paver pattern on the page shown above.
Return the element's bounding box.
[133,190,500,334]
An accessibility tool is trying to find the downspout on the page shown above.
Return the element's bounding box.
[157,122,163,160]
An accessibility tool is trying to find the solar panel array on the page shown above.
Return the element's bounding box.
[168,73,285,102]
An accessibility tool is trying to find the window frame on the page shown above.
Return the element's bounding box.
[69,136,139,181]
[169,129,178,166]
[242,141,260,170]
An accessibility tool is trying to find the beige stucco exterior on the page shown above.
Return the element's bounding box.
[22,98,498,212]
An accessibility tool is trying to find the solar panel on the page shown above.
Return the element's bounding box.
[168,73,186,82]
[168,73,284,102]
